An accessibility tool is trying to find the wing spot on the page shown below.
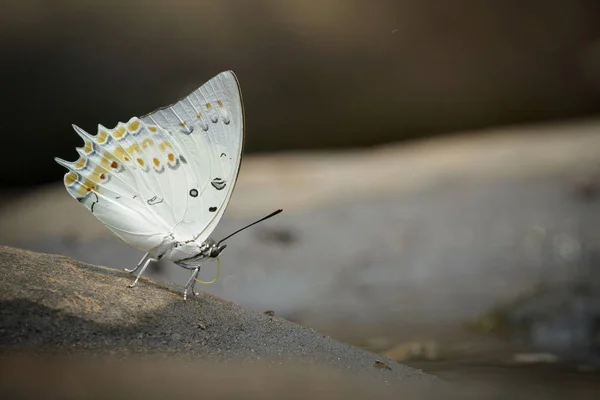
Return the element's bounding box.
[168,153,175,162]
[205,103,212,109]
[111,161,119,169]
[124,156,130,161]
[65,172,77,186]
[180,125,194,134]
[189,189,198,198]
[197,113,202,119]
[179,122,187,127]
[209,207,217,212]
[149,126,157,132]
[100,173,106,180]
[97,130,109,143]
[217,100,223,107]
[74,158,86,169]
[147,195,164,206]
[128,120,140,131]
[211,177,226,191]
[126,143,141,153]
[137,158,144,166]
[83,140,94,154]
[158,141,173,152]
[153,158,160,167]
[88,192,99,212]
[113,126,126,138]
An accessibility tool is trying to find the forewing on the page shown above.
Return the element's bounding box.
[55,71,244,250]
[140,71,244,243]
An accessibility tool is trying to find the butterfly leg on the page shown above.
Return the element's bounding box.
[125,252,149,273]
[183,267,201,300]
[127,257,156,288]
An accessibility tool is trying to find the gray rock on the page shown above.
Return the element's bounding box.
[0,354,447,400]
[3,122,600,362]
[0,245,439,393]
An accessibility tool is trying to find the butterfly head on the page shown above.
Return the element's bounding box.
[204,238,227,259]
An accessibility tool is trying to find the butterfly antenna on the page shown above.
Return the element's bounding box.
[217,209,283,246]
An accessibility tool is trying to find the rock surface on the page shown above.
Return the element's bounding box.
[0,355,441,400]
[0,245,439,395]
[3,120,600,347]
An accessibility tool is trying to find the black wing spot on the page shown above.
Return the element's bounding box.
[180,155,187,164]
[189,189,199,197]
[180,126,194,134]
[211,177,226,191]
[167,158,181,170]
[147,195,164,206]
[209,206,217,212]
[79,192,99,213]
[220,153,226,158]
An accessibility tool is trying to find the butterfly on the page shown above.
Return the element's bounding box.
[55,71,281,299]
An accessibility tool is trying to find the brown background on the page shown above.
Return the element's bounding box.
[3,0,600,186]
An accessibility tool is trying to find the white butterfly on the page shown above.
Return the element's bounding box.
[55,71,280,299]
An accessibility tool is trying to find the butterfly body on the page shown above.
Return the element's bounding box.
[148,235,226,264]
[55,71,244,298]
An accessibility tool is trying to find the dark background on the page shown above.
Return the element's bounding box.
[3,0,600,187]
[3,2,600,390]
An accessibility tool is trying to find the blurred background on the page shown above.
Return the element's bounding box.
[2,0,600,395]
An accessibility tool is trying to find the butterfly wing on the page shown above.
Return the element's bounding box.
[55,71,244,253]
[54,121,178,252]
[140,71,244,244]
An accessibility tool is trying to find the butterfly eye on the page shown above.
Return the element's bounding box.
[210,244,226,258]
